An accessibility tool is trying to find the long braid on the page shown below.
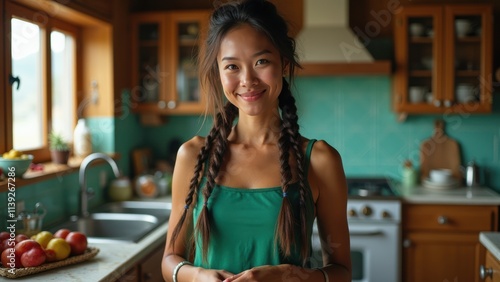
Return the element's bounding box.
[195,102,238,261]
[168,112,222,253]
[277,78,309,261]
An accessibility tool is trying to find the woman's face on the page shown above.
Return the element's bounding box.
[217,24,283,117]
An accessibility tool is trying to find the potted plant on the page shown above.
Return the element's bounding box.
[49,131,70,164]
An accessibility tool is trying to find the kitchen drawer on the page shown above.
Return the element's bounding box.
[485,250,500,282]
[403,204,498,232]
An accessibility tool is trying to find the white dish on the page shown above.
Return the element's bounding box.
[422,178,459,190]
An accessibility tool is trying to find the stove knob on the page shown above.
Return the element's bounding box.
[361,206,373,216]
[348,209,357,217]
[382,211,391,219]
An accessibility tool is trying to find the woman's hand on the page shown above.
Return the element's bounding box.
[195,267,234,282]
[222,265,318,282]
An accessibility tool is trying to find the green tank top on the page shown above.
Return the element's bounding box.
[192,139,316,274]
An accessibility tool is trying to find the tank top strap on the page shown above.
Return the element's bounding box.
[303,139,317,176]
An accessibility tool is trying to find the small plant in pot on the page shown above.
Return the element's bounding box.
[49,132,70,164]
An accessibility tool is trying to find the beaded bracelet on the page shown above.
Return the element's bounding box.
[316,267,329,282]
[173,260,193,282]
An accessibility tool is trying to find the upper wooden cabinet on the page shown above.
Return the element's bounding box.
[393,4,493,115]
[131,10,210,116]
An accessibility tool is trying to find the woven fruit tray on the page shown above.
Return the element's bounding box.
[0,247,99,279]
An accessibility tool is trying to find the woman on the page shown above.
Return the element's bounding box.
[161,0,351,281]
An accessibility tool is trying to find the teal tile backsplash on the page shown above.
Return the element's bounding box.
[2,76,499,231]
[141,76,500,191]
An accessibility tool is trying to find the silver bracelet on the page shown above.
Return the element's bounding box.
[316,267,329,282]
[173,260,193,282]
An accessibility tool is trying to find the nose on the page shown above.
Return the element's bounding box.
[240,68,258,87]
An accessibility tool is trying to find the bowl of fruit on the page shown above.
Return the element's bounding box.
[0,149,33,177]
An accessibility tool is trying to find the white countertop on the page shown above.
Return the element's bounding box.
[480,232,500,261]
[397,185,500,205]
[5,197,172,281]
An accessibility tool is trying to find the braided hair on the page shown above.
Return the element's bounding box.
[169,0,309,263]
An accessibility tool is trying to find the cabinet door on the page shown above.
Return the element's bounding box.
[394,6,444,114]
[485,251,500,282]
[403,232,479,282]
[444,5,493,113]
[165,11,210,114]
[131,13,169,111]
[140,246,164,282]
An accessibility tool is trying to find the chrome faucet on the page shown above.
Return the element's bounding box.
[79,153,120,217]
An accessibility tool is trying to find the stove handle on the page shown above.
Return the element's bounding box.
[349,229,384,236]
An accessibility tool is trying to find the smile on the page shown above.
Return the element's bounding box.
[237,90,265,102]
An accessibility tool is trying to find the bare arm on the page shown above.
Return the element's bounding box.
[309,140,351,281]
[161,136,233,282]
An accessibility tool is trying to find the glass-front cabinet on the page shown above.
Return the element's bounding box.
[393,4,493,116]
[131,11,209,116]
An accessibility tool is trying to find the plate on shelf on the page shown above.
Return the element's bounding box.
[422,178,459,190]
[0,247,99,279]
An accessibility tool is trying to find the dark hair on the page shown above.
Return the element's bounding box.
[169,0,308,263]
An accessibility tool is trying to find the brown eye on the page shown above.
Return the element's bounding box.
[225,64,238,70]
[256,59,269,65]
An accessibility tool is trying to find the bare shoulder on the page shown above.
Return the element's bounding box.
[305,139,347,201]
[309,139,343,168]
[176,136,205,163]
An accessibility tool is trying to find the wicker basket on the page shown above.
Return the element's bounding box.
[0,247,99,279]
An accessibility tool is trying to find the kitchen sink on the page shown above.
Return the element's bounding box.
[93,201,172,222]
[50,213,160,243]
[49,202,171,243]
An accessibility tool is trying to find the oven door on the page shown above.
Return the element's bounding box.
[311,223,401,282]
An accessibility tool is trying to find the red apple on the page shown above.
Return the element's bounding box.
[54,229,71,239]
[1,248,22,268]
[15,234,29,243]
[0,232,9,242]
[20,246,46,267]
[44,249,57,262]
[14,239,46,267]
[65,232,87,255]
[0,237,15,253]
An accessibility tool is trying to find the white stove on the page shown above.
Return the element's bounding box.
[311,177,402,282]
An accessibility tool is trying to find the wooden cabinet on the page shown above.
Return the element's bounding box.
[393,4,493,115]
[131,10,210,116]
[116,244,165,282]
[482,250,500,282]
[402,204,498,282]
[139,245,164,281]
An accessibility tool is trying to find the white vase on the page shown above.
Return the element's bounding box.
[73,119,92,158]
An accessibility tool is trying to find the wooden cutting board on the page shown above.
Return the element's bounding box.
[420,120,462,181]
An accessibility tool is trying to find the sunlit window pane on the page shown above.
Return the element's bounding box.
[11,18,43,151]
[51,30,75,142]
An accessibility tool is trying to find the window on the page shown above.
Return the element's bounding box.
[3,3,79,162]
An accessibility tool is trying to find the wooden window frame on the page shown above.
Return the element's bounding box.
[3,2,80,162]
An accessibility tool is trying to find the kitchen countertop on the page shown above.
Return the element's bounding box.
[396,184,500,205]
[6,196,172,281]
[480,232,500,261]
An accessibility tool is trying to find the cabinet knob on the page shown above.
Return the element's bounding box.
[444,100,452,107]
[348,209,357,217]
[167,100,177,109]
[480,265,493,279]
[403,239,411,248]
[157,100,166,109]
[437,215,449,225]
[433,100,441,107]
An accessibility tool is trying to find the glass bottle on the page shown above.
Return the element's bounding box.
[73,119,92,158]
